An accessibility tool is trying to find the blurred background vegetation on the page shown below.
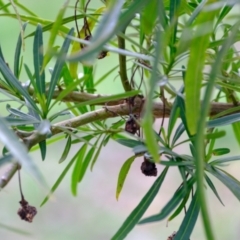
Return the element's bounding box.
[1,1,240,239]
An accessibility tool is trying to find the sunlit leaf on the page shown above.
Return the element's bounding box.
[116,155,136,200]
[185,6,217,135]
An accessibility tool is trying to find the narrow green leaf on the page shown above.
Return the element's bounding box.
[39,140,47,161]
[171,122,185,147]
[71,143,88,196]
[90,135,106,170]
[168,192,191,222]
[169,0,181,56]
[4,117,40,126]
[168,104,180,144]
[142,1,163,163]
[185,7,216,135]
[59,135,72,163]
[205,174,224,206]
[205,130,225,140]
[14,22,27,78]
[139,177,194,224]
[207,112,240,128]
[33,24,45,95]
[111,167,168,240]
[116,138,144,148]
[78,135,101,182]
[209,166,240,201]
[0,117,45,185]
[210,155,240,165]
[40,148,80,206]
[6,104,38,121]
[116,156,136,200]
[43,0,70,68]
[0,57,40,114]
[47,28,74,108]
[174,192,199,240]
[194,18,240,240]
[212,148,230,156]
[83,65,94,93]
[232,122,240,146]
[140,0,158,35]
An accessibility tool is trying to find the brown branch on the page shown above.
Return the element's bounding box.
[0,99,237,189]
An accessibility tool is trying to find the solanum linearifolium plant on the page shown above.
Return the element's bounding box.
[1,0,240,239]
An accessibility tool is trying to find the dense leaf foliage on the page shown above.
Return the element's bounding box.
[1,0,240,239]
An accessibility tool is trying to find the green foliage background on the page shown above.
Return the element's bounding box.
[1,0,240,239]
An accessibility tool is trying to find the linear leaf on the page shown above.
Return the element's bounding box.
[4,117,40,126]
[142,1,164,163]
[90,135,106,170]
[43,0,70,69]
[167,191,191,222]
[207,166,240,201]
[59,135,72,163]
[210,155,240,165]
[47,28,74,108]
[6,104,38,121]
[185,8,216,135]
[174,192,199,240]
[14,22,27,78]
[139,177,194,224]
[0,57,40,114]
[232,122,240,146]
[71,143,88,196]
[78,135,101,182]
[207,112,240,128]
[194,18,240,240]
[39,140,47,161]
[33,24,45,95]
[205,173,224,206]
[116,138,144,148]
[116,155,136,200]
[111,167,168,240]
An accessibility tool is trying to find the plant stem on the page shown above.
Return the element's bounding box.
[117,29,132,91]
